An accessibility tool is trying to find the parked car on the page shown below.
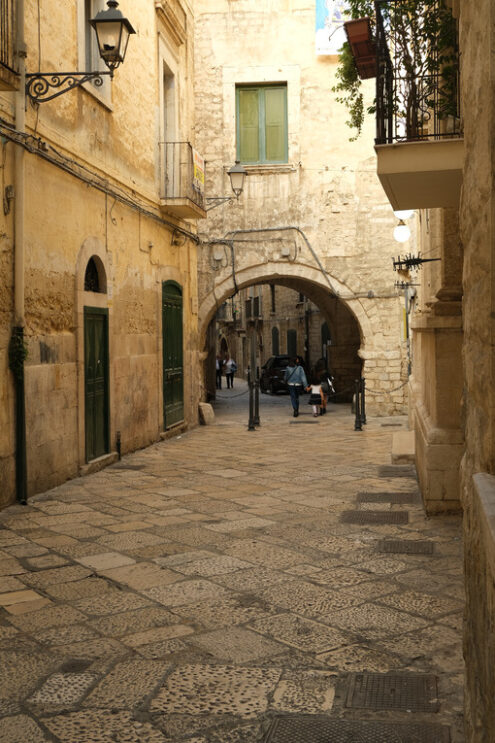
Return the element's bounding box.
[260,355,291,393]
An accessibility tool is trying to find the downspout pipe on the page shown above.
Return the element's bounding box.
[11,0,27,504]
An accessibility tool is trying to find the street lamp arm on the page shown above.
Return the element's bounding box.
[25,71,113,103]
[205,196,236,212]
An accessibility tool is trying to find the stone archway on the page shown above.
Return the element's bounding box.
[198,248,407,416]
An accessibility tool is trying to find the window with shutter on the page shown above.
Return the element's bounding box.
[236,84,288,164]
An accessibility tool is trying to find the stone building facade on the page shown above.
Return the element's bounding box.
[0,0,203,507]
[194,0,410,417]
[366,0,495,738]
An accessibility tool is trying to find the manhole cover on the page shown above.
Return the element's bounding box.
[340,511,409,525]
[264,716,450,743]
[357,492,419,505]
[345,672,439,713]
[378,539,434,555]
[378,465,417,479]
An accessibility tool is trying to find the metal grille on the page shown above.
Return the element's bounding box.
[378,539,434,555]
[357,492,419,505]
[0,0,16,74]
[264,716,450,743]
[159,141,205,210]
[375,0,461,145]
[340,510,409,525]
[378,465,417,479]
[345,673,440,713]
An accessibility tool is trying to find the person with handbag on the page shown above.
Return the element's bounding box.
[284,357,308,417]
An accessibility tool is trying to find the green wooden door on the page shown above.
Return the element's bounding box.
[162,282,184,428]
[84,308,109,462]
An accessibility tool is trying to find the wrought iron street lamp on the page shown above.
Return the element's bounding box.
[25,1,135,104]
[206,161,248,211]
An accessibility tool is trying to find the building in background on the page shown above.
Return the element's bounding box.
[0,0,202,507]
[215,283,358,401]
[195,0,409,417]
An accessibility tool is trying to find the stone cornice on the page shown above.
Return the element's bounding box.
[155,1,187,47]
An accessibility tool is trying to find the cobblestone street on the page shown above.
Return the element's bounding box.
[0,384,465,742]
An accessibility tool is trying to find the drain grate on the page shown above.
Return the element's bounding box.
[378,465,417,479]
[345,672,439,713]
[378,539,434,555]
[264,716,450,743]
[340,510,409,525]
[357,492,419,505]
[111,464,145,471]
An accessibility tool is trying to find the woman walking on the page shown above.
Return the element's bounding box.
[284,357,308,417]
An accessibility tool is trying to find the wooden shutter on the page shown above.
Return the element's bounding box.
[264,86,287,162]
[238,87,260,162]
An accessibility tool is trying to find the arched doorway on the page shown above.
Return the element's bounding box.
[83,255,109,462]
[162,281,184,429]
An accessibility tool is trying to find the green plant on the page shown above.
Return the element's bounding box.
[8,327,28,381]
[334,0,459,140]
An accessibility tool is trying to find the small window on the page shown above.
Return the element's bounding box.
[83,0,111,99]
[84,257,105,293]
[236,84,288,164]
[287,329,297,357]
[272,327,280,355]
[270,284,276,312]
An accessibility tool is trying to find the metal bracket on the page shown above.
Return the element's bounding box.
[25,71,112,103]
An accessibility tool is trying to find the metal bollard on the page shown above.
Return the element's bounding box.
[247,367,256,431]
[360,377,367,425]
[253,366,260,426]
[354,379,362,431]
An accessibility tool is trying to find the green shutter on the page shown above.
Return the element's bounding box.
[264,87,287,162]
[238,88,260,163]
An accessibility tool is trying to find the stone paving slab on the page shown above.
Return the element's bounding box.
[0,398,465,742]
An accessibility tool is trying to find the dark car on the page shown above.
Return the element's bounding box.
[260,355,291,394]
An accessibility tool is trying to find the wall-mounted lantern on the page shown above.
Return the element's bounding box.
[206,161,248,211]
[25,1,135,103]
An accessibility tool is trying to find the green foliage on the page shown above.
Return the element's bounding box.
[8,327,28,381]
[335,1,459,140]
[332,43,364,140]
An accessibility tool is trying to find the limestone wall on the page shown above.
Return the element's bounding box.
[458,0,495,738]
[194,0,409,416]
[0,0,201,505]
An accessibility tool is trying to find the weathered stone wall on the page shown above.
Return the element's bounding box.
[194,0,409,416]
[409,207,464,514]
[458,0,495,738]
[0,0,201,504]
[0,147,15,509]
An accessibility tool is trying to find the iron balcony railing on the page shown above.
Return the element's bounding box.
[217,302,235,322]
[0,0,17,77]
[159,141,205,210]
[375,0,461,145]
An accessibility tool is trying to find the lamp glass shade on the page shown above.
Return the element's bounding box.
[393,209,414,221]
[227,160,247,197]
[393,222,411,243]
[90,1,135,71]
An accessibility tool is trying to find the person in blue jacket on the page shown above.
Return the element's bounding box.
[284,357,308,417]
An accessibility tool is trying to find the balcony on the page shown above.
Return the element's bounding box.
[374,0,463,210]
[159,142,207,219]
[0,0,19,91]
[217,302,235,323]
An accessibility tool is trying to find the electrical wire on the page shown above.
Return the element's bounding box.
[0,117,199,243]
